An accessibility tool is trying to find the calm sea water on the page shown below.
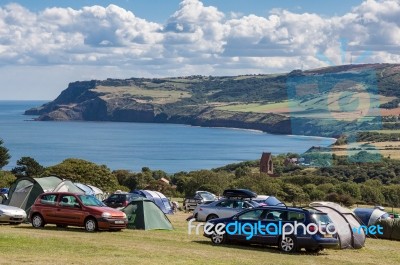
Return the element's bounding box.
[0,101,335,173]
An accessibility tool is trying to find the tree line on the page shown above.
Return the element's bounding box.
[1,139,400,208]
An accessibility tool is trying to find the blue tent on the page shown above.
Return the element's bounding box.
[354,208,390,226]
[131,190,173,214]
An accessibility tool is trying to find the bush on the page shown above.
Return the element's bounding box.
[0,171,16,187]
[376,219,400,241]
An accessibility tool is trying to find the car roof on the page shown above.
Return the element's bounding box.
[252,206,319,213]
[41,192,80,195]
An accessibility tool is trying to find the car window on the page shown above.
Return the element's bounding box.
[311,213,331,225]
[40,194,57,205]
[107,194,120,201]
[238,209,264,220]
[198,192,216,201]
[243,201,256,208]
[263,210,287,221]
[60,195,79,208]
[288,211,305,222]
[216,200,233,208]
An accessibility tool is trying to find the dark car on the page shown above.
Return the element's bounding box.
[183,191,217,212]
[204,206,339,253]
[103,192,139,209]
[30,192,128,232]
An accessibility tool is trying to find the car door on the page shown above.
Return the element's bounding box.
[214,200,236,218]
[258,209,288,245]
[38,194,59,223]
[229,209,264,242]
[55,195,85,226]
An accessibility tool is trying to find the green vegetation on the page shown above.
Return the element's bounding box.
[11,157,45,178]
[356,131,400,142]
[0,171,16,188]
[1,131,400,209]
[45,158,120,192]
[0,139,10,169]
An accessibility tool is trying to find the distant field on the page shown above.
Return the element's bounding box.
[328,149,400,159]
[1,212,400,265]
[328,141,400,159]
[217,101,291,113]
[94,85,191,104]
[217,92,395,121]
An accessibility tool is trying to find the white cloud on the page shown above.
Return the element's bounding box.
[1,0,400,99]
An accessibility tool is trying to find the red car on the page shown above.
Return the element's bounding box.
[29,192,128,232]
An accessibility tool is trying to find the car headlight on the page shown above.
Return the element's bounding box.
[101,212,112,218]
[122,213,127,219]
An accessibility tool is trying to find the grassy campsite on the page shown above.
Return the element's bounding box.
[0,211,399,265]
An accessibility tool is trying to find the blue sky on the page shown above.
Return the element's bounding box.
[0,0,399,99]
[4,0,364,21]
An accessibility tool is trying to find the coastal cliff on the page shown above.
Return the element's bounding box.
[26,63,400,137]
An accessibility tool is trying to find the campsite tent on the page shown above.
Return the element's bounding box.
[87,185,105,200]
[6,176,85,214]
[122,197,173,230]
[131,190,174,214]
[353,208,391,226]
[74,183,104,200]
[309,201,365,249]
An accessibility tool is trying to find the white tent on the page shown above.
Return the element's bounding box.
[309,201,365,249]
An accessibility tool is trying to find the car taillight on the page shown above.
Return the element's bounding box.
[309,225,317,232]
[122,200,128,207]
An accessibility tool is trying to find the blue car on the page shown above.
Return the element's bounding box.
[204,206,339,253]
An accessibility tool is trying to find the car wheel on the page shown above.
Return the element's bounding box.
[206,214,219,221]
[306,247,322,253]
[84,218,97,232]
[278,236,298,253]
[31,214,45,228]
[211,231,226,245]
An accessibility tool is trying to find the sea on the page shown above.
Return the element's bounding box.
[0,101,335,173]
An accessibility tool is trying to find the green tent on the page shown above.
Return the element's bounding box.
[122,197,173,230]
[7,176,84,214]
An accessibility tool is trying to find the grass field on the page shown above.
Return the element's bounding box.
[217,101,291,113]
[94,85,191,104]
[1,212,400,265]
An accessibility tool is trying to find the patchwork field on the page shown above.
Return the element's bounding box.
[0,212,400,265]
[217,93,395,121]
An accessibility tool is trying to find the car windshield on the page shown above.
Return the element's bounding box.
[78,195,105,207]
[311,213,332,225]
[265,196,284,206]
[198,192,215,201]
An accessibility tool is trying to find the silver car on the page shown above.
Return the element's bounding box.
[0,204,27,224]
[193,198,259,221]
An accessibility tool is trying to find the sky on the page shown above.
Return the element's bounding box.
[0,0,399,100]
